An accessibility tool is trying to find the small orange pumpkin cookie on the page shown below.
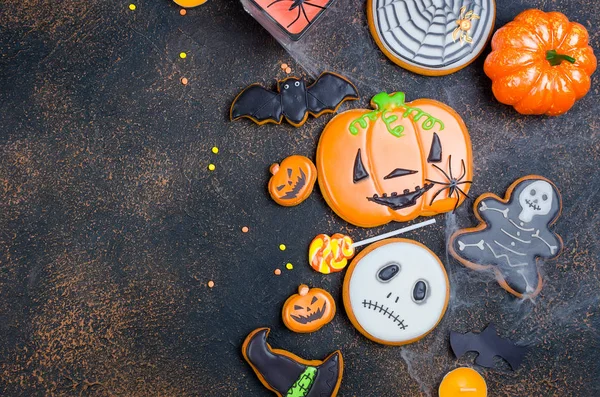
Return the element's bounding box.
[282,285,335,333]
[484,9,597,116]
[268,155,317,206]
[317,92,473,227]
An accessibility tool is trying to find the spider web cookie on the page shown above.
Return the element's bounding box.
[368,0,496,75]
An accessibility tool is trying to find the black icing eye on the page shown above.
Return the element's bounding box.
[530,189,536,196]
[412,280,428,303]
[294,81,300,87]
[284,84,289,89]
[542,194,548,201]
[276,184,286,191]
[377,263,400,282]
[310,296,318,305]
[353,149,369,183]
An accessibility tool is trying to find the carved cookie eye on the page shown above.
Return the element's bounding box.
[284,84,289,89]
[412,280,428,303]
[295,81,300,87]
[384,168,418,179]
[530,189,536,196]
[353,149,369,183]
[377,263,400,282]
[542,194,548,201]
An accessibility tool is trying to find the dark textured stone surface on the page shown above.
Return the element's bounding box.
[0,0,598,396]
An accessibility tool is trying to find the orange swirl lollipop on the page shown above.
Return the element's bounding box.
[309,219,436,274]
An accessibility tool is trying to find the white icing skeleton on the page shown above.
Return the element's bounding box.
[454,179,562,295]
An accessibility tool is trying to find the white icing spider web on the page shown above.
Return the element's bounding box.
[373,0,493,68]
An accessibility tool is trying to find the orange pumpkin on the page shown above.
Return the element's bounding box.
[282,285,335,333]
[484,9,597,116]
[268,155,317,206]
[317,92,473,228]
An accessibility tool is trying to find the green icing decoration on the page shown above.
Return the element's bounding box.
[286,366,317,397]
[349,92,445,137]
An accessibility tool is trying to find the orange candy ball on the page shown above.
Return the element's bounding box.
[439,367,487,397]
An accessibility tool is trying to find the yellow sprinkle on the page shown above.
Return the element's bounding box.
[286,263,293,270]
[129,4,136,10]
[179,52,187,59]
[279,244,286,251]
[212,146,219,154]
[208,164,216,171]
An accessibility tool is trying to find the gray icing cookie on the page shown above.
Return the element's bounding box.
[450,176,563,298]
[368,0,496,75]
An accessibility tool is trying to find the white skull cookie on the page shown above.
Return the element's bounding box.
[343,238,449,345]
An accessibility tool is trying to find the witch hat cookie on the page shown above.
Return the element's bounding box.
[242,328,344,397]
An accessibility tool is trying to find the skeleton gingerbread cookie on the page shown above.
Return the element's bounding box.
[449,176,563,298]
[343,238,450,345]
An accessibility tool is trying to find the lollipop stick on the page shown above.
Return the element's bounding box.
[351,219,436,248]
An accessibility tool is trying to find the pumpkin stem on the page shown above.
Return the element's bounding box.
[546,50,576,66]
[372,92,406,111]
[298,285,309,296]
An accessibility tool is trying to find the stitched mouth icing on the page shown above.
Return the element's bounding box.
[290,302,327,324]
[525,199,541,211]
[367,184,433,210]
[362,300,407,329]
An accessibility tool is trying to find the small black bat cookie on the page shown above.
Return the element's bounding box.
[230,72,359,127]
[450,323,529,370]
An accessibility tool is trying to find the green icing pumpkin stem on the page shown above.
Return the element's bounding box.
[349,92,445,137]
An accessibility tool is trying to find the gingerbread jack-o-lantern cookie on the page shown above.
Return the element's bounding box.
[282,285,335,333]
[343,238,450,345]
[268,155,317,206]
[317,92,473,228]
[368,0,496,75]
[449,176,563,298]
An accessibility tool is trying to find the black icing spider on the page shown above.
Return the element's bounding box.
[426,155,472,212]
[267,0,327,29]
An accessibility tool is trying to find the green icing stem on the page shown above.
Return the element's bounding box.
[349,92,444,137]
[286,366,317,397]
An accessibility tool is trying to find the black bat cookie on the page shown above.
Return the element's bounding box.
[230,72,359,127]
[450,323,529,370]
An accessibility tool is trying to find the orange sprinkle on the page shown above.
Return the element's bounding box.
[274,269,282,276]
[180,9,187,15]
[285,67,292,74]
[281,63,288,69]
[181,77,188,85]
[241,226,249,233]
[208,280,215,288]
